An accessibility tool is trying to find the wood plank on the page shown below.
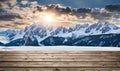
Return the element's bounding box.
[1,58,120,62]
[0,55,120,59]
[0,61,120,68]
[0,68,120,71]
[1,53,120,56]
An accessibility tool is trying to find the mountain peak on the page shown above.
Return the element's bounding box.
[0,22,120,46]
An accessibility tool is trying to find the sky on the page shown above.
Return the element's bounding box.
[34,0,120,8]
[0,0,120,31]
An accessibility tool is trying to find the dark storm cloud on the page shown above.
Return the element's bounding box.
[105,4,120,12]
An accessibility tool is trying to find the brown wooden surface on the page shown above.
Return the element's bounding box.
[0,51,120,71]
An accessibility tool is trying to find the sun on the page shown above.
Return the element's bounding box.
[38,12,58,26]
[43,14,54,23]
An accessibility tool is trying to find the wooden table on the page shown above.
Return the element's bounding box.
[0,51,120,71]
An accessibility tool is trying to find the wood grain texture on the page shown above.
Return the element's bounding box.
[0,51,120,71]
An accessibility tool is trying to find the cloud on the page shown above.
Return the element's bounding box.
[36,4,118,22]
[105,4,120,12]
[21,0,28,5]
[0,0,17,8]
[0,14,22,21]
[0,0,34,30]
[36,4,92,15]
[0,0,120,30]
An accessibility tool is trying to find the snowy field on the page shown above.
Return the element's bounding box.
[0,46,120,51]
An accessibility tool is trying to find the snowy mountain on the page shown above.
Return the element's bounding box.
[41,33,120,47]
[0,22,120,47]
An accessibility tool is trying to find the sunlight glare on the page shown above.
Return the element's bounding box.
[43,14,54,23]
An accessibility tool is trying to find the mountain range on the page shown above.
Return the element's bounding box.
[0,22,120,47]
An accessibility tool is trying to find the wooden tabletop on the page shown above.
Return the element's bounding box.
[0,51,120,71]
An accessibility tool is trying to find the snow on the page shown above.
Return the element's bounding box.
[0,36,9,44]
[13,31,25,41]
[0,46,120,51]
